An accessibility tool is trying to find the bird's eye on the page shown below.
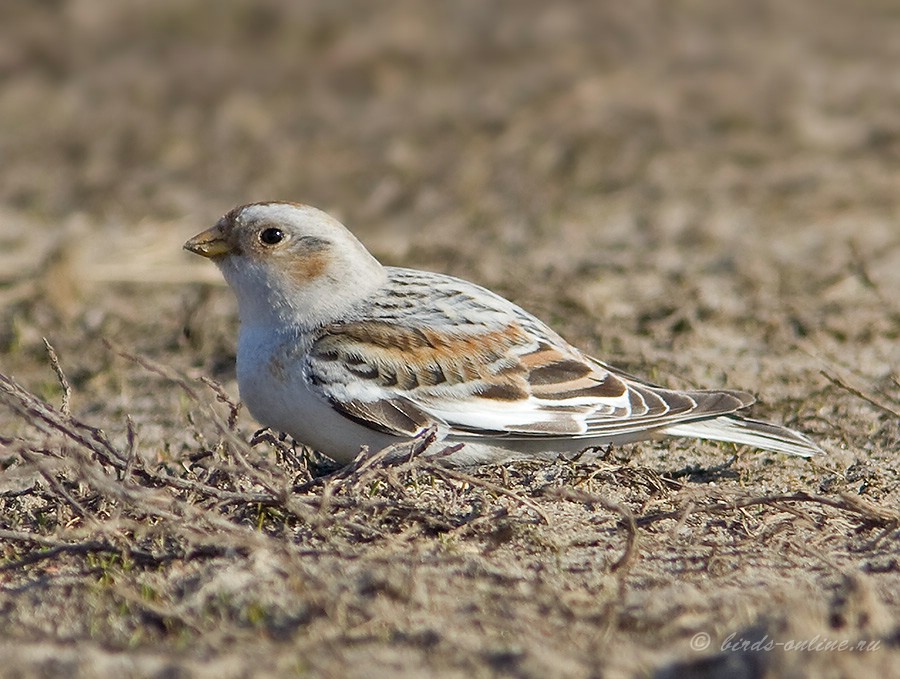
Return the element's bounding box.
[259,227,285,246]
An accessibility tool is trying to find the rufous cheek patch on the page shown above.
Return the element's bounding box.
[287,251,330,284]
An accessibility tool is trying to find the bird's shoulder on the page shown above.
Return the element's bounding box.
[306,266,571,378]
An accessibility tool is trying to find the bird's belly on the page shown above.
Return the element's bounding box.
[236,329,404,464]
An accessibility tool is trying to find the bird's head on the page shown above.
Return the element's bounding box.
[185,202,387,328]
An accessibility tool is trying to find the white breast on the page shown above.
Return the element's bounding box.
[235,325,404,463]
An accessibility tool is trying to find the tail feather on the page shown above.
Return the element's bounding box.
[662,415,823,458]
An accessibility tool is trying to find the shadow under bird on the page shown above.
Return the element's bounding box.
[184,202,823,466]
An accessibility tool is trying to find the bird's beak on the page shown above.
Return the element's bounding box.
[184,224,233,259]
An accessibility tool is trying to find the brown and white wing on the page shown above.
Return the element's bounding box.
[305,319,753,441]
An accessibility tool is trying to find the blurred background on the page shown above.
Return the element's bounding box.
[3,0,898,240]
[1,0,898,366]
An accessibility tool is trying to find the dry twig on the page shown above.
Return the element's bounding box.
[820,370,900,420]
[42,337,71,417]
[546,486,637,573]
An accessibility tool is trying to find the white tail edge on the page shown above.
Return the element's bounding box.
[662,415,823,458]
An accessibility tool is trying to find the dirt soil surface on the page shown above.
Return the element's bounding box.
[1,1,899,677]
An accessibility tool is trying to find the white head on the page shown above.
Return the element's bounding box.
[184,202,388,328]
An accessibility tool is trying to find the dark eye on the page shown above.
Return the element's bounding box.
[259,227,285,245]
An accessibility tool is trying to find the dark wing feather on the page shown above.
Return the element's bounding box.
[329,396,434,437]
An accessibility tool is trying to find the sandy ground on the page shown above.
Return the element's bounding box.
[1,1,898,677]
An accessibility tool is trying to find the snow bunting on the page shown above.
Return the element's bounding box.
[184,202,822,466]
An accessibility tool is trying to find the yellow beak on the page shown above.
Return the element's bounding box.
[183,225,233,259]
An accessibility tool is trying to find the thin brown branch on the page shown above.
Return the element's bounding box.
[429,464,551,525]
[42,337,71,417]
[547,486,638,573]
[201,376,242,430]
[636,491,900,528]
[820,370,900,419]
[0,372,127,471]
[20,450,93,521]
[0,527,235,572]
[122,415,139,484]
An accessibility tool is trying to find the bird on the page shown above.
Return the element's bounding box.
[184,201,823,466]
